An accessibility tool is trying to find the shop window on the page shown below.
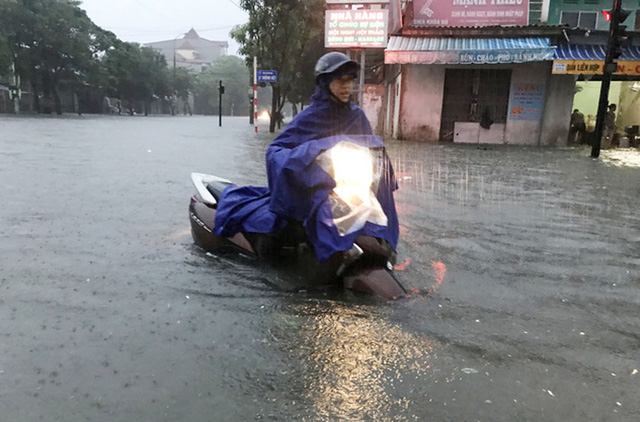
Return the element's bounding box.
[561,12,579,27]
[560,11,598,28]
[579,12,597,28]
[584,0,599,3]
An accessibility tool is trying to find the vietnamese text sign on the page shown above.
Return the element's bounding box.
[326,0,389,3]
[385,49,554,65]
[257,70,277,83]
[412,0,528,27]
[552,60,640,75]
[509,83,543,121]
[325,9,388,48]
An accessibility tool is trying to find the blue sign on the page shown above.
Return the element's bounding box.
[508,83,544,121]
[257,70,277,83]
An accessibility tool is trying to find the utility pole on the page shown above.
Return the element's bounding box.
[253,56,258,134]
[249,87,254,125]
[218,80,225,127]
[9,60,20,114]
[591,0,630,158]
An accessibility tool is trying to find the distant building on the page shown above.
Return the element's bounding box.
[547,0,638,31]
[146,28,228,73]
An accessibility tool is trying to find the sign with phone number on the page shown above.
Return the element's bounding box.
[508,83,544,121]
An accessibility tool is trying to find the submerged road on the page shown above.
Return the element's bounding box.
[0,115,638,421]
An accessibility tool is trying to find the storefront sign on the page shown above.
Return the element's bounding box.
[325,9,389,48]
[552,60,640,75]
[412,0,529,27]
[326,0,389,3]
[508,83,544,121]
[385,49,553,65]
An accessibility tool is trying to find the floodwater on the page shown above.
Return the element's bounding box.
[0,115,638,421]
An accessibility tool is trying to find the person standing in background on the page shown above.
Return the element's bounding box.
[602,104,617,149]
[569,109,585,144]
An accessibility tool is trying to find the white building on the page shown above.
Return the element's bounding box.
[146,28,228,73]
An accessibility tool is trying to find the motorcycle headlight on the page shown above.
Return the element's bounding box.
[330,143,374,204]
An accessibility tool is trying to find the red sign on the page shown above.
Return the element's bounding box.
[412,0,529,27]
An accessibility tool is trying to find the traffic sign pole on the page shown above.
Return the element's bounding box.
[253,57,258,134]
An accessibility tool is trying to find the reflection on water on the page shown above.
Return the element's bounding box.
[600,148,640,168]
[389,146,559,215]
[386,143,640,228]
[276,302,437,421]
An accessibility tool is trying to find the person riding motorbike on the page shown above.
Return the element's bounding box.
[213,52,399,272]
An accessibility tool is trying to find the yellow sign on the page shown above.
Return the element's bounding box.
[552,60,640,75]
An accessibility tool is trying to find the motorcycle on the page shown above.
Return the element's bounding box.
[188,137,407,300]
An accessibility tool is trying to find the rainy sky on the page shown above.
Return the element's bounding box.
[80,0,249,54]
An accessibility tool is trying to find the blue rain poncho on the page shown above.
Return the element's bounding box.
[213,87,399,261]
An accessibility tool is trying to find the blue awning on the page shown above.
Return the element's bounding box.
[554,44,640,61]
[385,36,555,65]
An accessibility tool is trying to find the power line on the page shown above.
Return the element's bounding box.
[131,0,182,25]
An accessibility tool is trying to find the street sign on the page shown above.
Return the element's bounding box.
[257,70,277,83]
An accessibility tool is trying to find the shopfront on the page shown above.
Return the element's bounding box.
[384,34,575,145]
[553,43,640,145]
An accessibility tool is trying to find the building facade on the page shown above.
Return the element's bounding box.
[547,0,640,145]
[547,0,639,31]
[381,1,575,145]
[146,28,228,73]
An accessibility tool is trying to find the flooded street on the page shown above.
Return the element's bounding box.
[1,115,638,421]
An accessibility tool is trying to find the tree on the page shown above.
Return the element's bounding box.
[0,1,16,77]
[171,67,195,115]
[0,0,117,114]
[103,42,170,115]
[0,36,11,78]
[231,0,326,132]
[193,55,250,116]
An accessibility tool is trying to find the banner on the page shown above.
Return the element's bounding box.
[412,0,529,27]
[509,83,544,121]
[552,60,640,75]
[385,49,554,65]
[325,9,389,48]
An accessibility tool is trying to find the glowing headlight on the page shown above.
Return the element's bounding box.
[315,141,388,236]
[330,143,373,204]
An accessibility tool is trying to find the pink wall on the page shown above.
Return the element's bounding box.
[398,64,445,141]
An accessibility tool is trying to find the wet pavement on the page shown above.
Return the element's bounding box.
[0,114,638,421]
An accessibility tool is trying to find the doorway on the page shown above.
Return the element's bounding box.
[440,69,512,141]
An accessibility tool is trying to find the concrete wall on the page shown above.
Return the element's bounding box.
[362,85,385,134]
[392,61,574,145]
[506,63,550,145]
[618,82,640,129]
[540,73,576,146]
[573,81,622,116]
[398,64,445,141]
[547,0,638,30]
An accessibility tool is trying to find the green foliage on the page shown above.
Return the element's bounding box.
[231,0,326,131]
[172,67,195,101]
[0,35,10,78]
[194,55,250,116]
[102,42,171,113]
[0,0,117,113]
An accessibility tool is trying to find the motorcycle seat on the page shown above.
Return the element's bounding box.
[206,180,234,202]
